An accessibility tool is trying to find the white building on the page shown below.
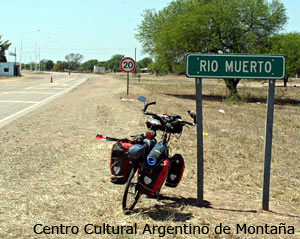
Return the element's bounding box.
[93,66,105,74]
[0,62,21,76]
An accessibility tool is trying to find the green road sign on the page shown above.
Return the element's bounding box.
[186,54,285,79]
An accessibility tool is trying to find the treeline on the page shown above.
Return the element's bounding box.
[0,35,11,62]
[136,0,300,99]
[21,53,153,73]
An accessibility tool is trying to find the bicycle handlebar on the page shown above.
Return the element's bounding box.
[178,119,195,126]
[143,101,156,113]
[144,112,157,117]
[143,103,195,128]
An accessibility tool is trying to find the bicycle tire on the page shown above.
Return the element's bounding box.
[122,167,141,213]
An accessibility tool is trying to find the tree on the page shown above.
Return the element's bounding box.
[104,54,124,72]
[45,59,55,71]
[80,59,98,72]
[96,61,107,68]
[136,0,287,100]
[136,57,153,72]
[40,59,54,71]
[22,63,33,71]
[53,61,69,72]
[0,35,11,62]
[65,53,84,71]
[269,32,300,87]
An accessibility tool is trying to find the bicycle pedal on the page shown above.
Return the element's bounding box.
[146,194,159,199]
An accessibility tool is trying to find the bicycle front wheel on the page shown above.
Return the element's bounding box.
[122,167,141,213]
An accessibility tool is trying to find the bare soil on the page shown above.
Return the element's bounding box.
[0,73,299,239]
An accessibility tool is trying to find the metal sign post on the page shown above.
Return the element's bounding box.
[262,79,276,211]
[196,78,204,205]
[186,53,285,210]
[127,72,129,96]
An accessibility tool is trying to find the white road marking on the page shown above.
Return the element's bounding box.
[31,87,68,90]
[22,78,69,90]
[0,85,34,87]
[0,100,38,104]
[0,78,87,124]
[0,91,53,95]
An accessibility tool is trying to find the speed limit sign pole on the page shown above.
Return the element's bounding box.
[127,72,129,95]
[120,57,136,96]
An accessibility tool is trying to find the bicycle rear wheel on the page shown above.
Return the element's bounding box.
[122,167,141,213]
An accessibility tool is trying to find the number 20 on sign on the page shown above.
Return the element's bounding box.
[120,57,136,73]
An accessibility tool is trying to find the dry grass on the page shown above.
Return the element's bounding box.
[0,73,299,238]
[127,74,300,201]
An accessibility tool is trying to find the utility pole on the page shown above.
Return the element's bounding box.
[20,29,40,72]
[134,48,137,78]
[35,42,37,72]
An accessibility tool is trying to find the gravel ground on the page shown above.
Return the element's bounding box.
[0,73,299,239]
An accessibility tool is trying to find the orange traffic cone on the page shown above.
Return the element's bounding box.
[50,75,53,83]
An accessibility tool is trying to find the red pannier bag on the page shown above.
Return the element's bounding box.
[138,159,171,197]
[110,141,134,184]
[165,154,185,188]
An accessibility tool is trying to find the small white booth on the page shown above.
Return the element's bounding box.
[0,62,20,76]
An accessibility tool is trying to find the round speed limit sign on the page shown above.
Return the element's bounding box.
[120,57,136,73]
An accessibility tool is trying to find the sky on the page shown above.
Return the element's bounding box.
[1,0,299,64]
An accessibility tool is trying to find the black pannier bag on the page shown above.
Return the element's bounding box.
[165,154,185,188]
[138,159,171,197]
[110,141,134,184]
[138,143,170,197]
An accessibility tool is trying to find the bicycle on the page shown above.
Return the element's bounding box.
[121,97,196,213]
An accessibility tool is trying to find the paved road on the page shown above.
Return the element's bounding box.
[0,72,88,128]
